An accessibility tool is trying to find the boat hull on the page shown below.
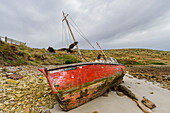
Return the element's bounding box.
[39,62,126,111]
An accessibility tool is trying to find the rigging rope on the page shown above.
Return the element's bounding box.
[69,16,97,50]
[62,22,69,46]
[62,21,64,47]
[62,14,101,60]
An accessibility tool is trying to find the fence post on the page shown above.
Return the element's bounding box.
[60,55,62,65]
[5,36,7,42]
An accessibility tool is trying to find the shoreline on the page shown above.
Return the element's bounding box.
[51,74,170,113]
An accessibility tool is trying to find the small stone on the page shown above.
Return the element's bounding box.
[166,75,170,81]
[15,94,24,98]
[6,74,23,80]
[39,76,44,80]
[42,102,47,106]
[15,106,22,112]
[127,86,131,88]
[36,92,42,96]
[4,101,10,105]
[6,79,19,85]
[48,103,54,109]
[30,108,35,113]
[116,91,124,96]
[42,110,51,113]
[92,111,98,113]
[3,84,10,87]
[102,92,108,97]
[10,107,16,113]
[150,92,154,94]
[128,76,133,79]
[0,103,5,110]
[24,105,31,113]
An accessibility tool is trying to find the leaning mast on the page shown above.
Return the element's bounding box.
[62,12,84,62]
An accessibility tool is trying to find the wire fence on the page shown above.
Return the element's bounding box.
[0,36,26,45]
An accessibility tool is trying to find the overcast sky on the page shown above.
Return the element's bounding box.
[0,0,170,50]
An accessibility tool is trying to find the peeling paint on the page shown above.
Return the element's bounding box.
[39,63,126,111]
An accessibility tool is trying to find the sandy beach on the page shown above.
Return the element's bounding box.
[51,74,170,113]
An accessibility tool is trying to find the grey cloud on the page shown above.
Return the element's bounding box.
[0,0,170,50]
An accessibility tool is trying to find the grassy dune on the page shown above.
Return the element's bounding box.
[0,40,169,66]
[81,49,170,65]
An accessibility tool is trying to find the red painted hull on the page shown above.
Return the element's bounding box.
[39,62,126,111]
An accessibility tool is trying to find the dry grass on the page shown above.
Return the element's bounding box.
[0,40,169,66]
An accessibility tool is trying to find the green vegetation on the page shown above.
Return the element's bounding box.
[81,48,170,65]
[0,40,169,66]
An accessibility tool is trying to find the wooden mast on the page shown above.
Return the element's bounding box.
[96,42,107,60]
[62,12,84,62]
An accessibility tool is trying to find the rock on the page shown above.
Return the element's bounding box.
[42,110,51,113]
[136,82,140,84]
[128,76,133,79]
[42,101,47,106]
[127,86,131,88]
[36,92,42,96]
[39,76,44,80]
[24,105,31,113]
[162,75,167,78]
[151,76,156,78]
[30,108,35,113]
[0,103,5,110]
[156,78,162,82]
[92,111,98,113]
[116,91,124,96]
[141,97,156,109]
[6,74,23,80]
[6,79,19,85]
[166,75,170,81]
[15,94,24,98]
[3,84,10,87]
[10,45,18,52]
[4,101,10,105]
[150,92,154,94]
[134,100,153,113]
[10,107,16,113]
[48,103,54,109]
[15,106,22,112]
[47,47,55,53]
[102,92,108,97]
[110,86,117,91]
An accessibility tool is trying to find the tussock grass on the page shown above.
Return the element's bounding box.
[0,40,169,66]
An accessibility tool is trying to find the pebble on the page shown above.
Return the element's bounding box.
[127,86,131,88]
[15,94,24,98]
[150,92,154,94]
[0,65,57,112]
[6,79,19,85]
[102,92,108,97]
[92,111,98,113]
[116,91,124,96]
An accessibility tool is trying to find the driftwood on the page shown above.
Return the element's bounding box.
[142,97,156,109]
[134,100,153,113]
[117,85,153,113]
[118,85,138,100]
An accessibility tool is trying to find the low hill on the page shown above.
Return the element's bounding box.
[0,40,169,66]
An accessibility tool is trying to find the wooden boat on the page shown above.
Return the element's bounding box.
[39,12,126,111]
